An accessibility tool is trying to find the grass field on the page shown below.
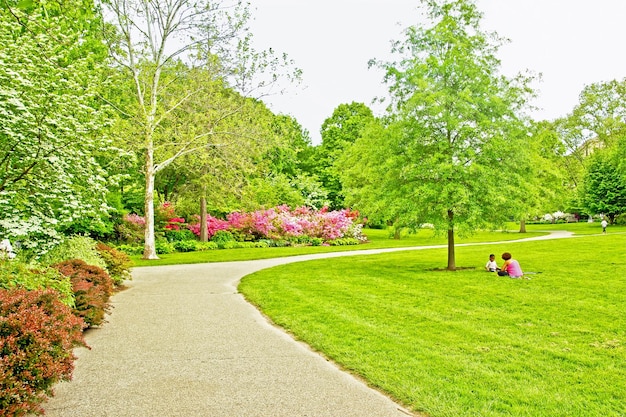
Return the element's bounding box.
[238,227,626,417]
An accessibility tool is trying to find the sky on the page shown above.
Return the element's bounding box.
[248,1,626,144]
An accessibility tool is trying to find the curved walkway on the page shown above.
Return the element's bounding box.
[43,231,574,417]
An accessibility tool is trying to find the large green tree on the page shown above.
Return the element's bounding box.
[345,0,534,270]
[0,0,110,253]
[102,0,299,259]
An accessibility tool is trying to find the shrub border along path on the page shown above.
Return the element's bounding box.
[42,231,588,417]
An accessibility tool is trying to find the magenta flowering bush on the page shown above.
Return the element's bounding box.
[164,217,185,231]
[123,213,145,226]
[188,205,365,243]
[187,214,230,239]
[117,213,147,243]
[116,204,364,248]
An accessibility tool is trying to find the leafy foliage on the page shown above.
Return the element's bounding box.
[0,3,110,253]
[0,288,86,416]
[0,260,73,306]
[39,236,107,272]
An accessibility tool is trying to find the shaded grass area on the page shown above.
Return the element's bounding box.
[239,234,626,417]
[130,227,549,267]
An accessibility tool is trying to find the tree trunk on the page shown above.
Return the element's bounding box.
[142,147,159,260]
[519,218,527,233]
[447,209,456,270]
[393,219,402,240]
[200,193,208,242]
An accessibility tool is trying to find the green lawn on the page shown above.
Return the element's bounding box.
[239,231,626,417]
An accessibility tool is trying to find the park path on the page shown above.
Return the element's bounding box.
[42,231,574,417]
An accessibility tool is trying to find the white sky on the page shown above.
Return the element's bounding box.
[248,0,626,144]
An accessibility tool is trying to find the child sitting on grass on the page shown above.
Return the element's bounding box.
[485,254,499,272]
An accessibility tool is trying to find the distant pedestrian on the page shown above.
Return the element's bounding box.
[497,252,523,278]
[601,219,608,234]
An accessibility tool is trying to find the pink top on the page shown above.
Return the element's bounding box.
[507,260,523,277]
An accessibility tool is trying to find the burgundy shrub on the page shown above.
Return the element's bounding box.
[0,288,86,416]
[53,259,114,328]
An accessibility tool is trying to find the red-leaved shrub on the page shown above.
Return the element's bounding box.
[53,259,114,328]
[0,288,86,416]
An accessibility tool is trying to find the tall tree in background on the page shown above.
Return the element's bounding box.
[254,114,329,209]
[0,0,109,252]
[355,0,534,270]
[318,102,376,209]
[101,0,299,259]
[554,78,626,191]
[580,148,626,224]
[513,121,568,232]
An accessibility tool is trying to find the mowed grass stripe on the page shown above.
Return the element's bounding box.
[239,234,626,417]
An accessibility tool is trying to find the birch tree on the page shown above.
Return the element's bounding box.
[101,0,298,259]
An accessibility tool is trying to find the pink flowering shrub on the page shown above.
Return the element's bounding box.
[119,204,365,246]
[218,206,364,242]
[157,202,187,231]
[123,213,145,227]
[118,203,187,243]
[117,213,146,243]
[188,215,230,239]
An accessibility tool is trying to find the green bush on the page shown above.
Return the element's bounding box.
[116,244,143,256]
[53,260,114,328]
[0,288,86,416]
[155,240,174,254]
[95,243,132,286]
[328,238,359,246]
[211,230,235,245]
[0,260,74,306]
[219,240,240,249]
[311,238,324,246]
[253,241,270,248]
[173,240,198,252]
[165,229,196,242]
[289,235,313,245]
[39,235,107,271]
[196,242,218,251]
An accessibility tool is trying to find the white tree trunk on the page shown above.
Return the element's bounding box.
[143,146,159,259]
[200,194,208,242]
